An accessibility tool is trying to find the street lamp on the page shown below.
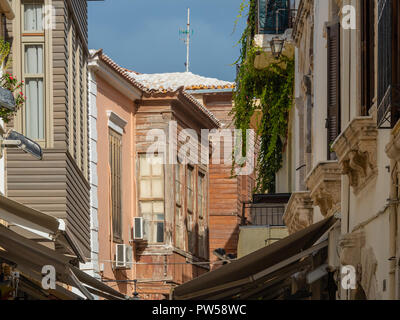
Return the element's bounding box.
[0,84,43,160]
[270,36,285,59]
[2,130,43,160]
[269,7,297,59]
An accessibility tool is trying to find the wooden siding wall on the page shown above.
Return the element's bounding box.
[203,93,254,266]
[134,98,210,296]
[67,0,88,46]
[5,0,90,257]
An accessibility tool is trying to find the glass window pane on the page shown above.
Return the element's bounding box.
[152,161,163,177]
[24,4,43,32]
[156,222,164,243]
[198,195,203,217]
[25,45,43,74]
[176,181,181,204]
[139,156,151,176]
[153,201,164,214]
[175,164,180,180]
[140,201,152,214]
[152,179,164,198]
[140,180,152,198]
[143,218,149,240]
[187,214,193,232]
[188,190,193,211]
[25,78,44,140]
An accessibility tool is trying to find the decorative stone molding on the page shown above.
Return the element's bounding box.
[306,161,341,218]
[292,0,313,45]
[283,192,313,235]
[332,117,378,195]
[107,110,128,135]
[385,119,400,162]
[339,230,366,268]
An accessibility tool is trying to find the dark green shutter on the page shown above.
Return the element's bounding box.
[326,23,341,160]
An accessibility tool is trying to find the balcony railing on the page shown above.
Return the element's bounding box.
[258,0,296,35]
[377,0,400,128]
[241,193,291,226]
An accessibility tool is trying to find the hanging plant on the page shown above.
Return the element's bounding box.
[232,0,294,193]
[0,39,25,123]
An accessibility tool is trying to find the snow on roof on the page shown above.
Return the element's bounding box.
[126,71,235,92]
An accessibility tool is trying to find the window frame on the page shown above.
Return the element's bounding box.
[186,164,195,215]
[109,128,123,242]
[175,161,186,250]
[20,1,47,146]
[361,0,375,116]
[175,162,182,207]
[138,153,165,244]
[197,171,205,222]
[22,1,44,34]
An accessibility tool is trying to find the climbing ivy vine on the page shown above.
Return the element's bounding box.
[232,0,294,193]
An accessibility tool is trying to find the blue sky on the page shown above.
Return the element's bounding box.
[88,0,247,82]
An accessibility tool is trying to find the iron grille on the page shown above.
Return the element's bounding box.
[258,0,292,34]
[241,193,291,226]
[377,0,400,128]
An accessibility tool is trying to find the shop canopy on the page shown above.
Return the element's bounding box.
[0,223,127,300]
[0,194,85,263]
[0,195,126,300]
[172,216,337,300]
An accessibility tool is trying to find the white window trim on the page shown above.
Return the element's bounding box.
[107,111,127,135]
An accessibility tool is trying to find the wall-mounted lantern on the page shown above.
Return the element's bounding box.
[270,36,285,59]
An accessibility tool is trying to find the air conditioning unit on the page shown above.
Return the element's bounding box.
[133,217,144,240]
[115,244,133,269]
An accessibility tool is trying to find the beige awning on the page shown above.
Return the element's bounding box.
[0,224,127,300]
[172,216,337,300]
[0,194,86,263]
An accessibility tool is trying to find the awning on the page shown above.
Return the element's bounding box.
[0,223,127,300]
[0,194,86,263]
[172,216,337,300]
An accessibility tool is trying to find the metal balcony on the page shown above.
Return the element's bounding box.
[241,193,291,226]
[257,0,295,35]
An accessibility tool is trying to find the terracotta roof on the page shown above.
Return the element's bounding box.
[88,50,221,128]
[179,88,221,127]
[126,71,235,92]
[121,67,141,75]
[89,49,148,93]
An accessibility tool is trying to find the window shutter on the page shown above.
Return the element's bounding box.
[109,129,122,240]
[326,23,341,160]
[361,0,375,116]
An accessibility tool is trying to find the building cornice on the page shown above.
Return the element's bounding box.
[88,52,143,101]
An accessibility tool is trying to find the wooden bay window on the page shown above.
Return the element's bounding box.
[138,154,165,244]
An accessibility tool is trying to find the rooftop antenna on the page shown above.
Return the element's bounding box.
[179,8,193,72]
